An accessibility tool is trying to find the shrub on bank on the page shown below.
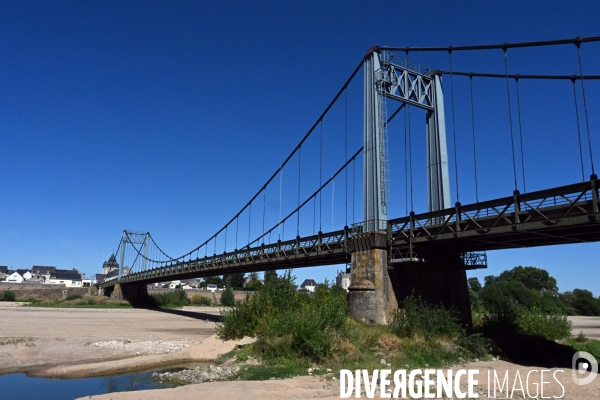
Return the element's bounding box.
[218,271,348,363]
[390,294,462,341]
[0,290,16,301]
[152,289,189,308]
[65,294,83,301]
[482,299,571,340]
[190,295,212,306]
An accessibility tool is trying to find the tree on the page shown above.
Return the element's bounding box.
[496,266,558,293]
[206,276,224,288]
[468,277,482,293]
[570,289,600,316]
[264,270,278,285]
[484,275,497,287]
[479,280,541,310]
[223,273,246,288]
[221,284,235,306]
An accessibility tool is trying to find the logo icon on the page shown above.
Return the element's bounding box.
[572,351,598,385]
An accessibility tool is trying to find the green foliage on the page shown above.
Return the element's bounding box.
[482,299,571,340]
[390,294,463,341]
[468,277,482,292]
[479,280,541,310]
[220,285,235,307]
[190,295,212,306]
[569,289,600,316]
[564,337,600,361]
[223,273,246,289]
[495,266,558,292]
[0,290,16,301]
[516,306,572,340]
[264,270,278,285]
[453,333,491,359]
[205,276,224,288]
[65,294,83,301]
[482,298,520,330]
[217,271,348,363]
[152,289,190,308]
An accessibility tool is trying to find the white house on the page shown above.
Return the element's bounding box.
[299,279,318,293]
[47,270,82,287]
[6,271,24,283]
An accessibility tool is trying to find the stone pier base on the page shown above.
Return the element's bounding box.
[108,282,154,308]
[347,232,395,324]
[348,232,473,328]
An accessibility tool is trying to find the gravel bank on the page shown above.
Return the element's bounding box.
[152,365,241,384]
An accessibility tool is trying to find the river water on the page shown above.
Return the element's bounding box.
[0,363,209,400]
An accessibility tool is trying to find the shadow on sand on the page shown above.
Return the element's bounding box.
[484,329,576,369]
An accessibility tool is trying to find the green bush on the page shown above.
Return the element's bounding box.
[453,333,491,359]
[482,298,520,330]
[220,286,235,306]
[0,290,16,301]
[65,294,83,301]
[482,299,571,340]
[152,289,190,308]
[515,306,572,340]
[191,295,212,306]
[390,294,462,341]
[217,271,348,363]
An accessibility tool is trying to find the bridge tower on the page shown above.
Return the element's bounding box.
[118,231,150,278]
[349,48,471,326]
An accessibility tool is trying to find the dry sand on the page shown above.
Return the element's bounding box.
[0,303,598,399]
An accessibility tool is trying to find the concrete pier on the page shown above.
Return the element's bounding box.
[348,233,472,328]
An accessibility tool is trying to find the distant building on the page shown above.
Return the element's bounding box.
[336,270,351,291]
[102,254,119,275]
[0,266,8,281]
[47,270,82,287]
[32,266,56,282]
[6,271,24,283]
[24,273,45,284]
[93,274,106,284]
[299,279,318,293]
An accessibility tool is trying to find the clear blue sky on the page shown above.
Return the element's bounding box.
[1,1,599,295]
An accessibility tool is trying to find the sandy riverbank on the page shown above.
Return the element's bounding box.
[0,304,225,377]
[1,304,599,399]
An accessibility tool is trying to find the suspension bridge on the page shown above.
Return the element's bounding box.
[99,36,600,325]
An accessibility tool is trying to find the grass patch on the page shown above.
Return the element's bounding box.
[24,297,132,308]
[0,337,35,346]
[230,365,308,381]
[563,337,600,360]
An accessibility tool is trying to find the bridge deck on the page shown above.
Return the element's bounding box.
[100,179,599,289]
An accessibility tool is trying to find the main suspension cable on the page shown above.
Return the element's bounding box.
[379,35,600,52]
[438,70,600,80]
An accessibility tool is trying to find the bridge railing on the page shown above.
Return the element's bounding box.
[388,179,599,247]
